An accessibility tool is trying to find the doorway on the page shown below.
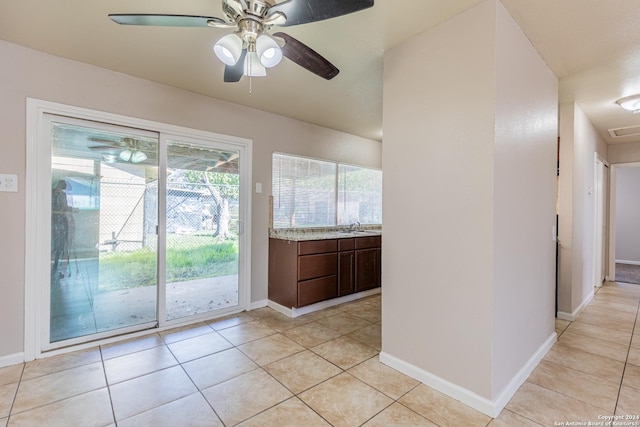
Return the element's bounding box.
[26,100,252,357]
[610,163,640,285]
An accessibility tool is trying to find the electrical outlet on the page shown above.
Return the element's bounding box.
[0,174,18,192]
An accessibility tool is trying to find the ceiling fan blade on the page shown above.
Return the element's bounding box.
[224,49,248,83]
[109,14,230,28]
[268,0,373,27]
[273,32,339,80]
[89,146,118,150]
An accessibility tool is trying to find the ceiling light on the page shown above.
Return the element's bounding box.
[131,151,148,163]
[256,35,282,68]
[244,51,266,77]
[213,34,243,66]
[119,149,132,162]
[616,94,640,113]
[102,154,118,163]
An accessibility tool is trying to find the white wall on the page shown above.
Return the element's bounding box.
[0,39,381,360]
[382,0,557,414]
[609,142,640,164]
[614,166,640,263]
[382,0,496,400]
[557,103,607,317]
[491,2,558,398]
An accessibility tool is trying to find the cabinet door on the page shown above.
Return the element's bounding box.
[338,251,355,296]
[355,248,380,292]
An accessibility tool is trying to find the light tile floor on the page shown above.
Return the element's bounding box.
[1,282,639,426]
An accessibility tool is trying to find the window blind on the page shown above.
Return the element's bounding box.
[272,153,382,229]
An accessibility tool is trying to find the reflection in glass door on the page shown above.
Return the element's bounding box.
[49,120,159,343]
[165,140,240,320]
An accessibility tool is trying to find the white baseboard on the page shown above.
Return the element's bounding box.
[379,331,557,418]
[557,290,594,321]
[249,299,268,311]
[0,352,24,368]
[615,259,640,266]
[491,332,557,416]
[268,288,381,318]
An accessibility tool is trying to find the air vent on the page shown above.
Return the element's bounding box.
[608,125,640,138]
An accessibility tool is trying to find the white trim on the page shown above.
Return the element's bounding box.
[608,161,640,283]
[593,154,607,288]
[25,98,253,359]
[556,290,594,321]
[490,332,557,416]
[379,332,556,418]
[268,288,381,318]
[0,353,25,369]
[250,299,269,311]
[26,306,246,360]
[615,259,640,266]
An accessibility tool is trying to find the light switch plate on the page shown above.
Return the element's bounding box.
[0,174,18,192]
[255,182,262,194]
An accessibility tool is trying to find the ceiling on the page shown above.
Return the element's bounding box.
[2,0,640,144]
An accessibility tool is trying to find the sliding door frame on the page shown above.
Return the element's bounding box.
[25,98,252,360]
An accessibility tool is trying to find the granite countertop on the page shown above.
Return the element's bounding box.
[269,226,382,241]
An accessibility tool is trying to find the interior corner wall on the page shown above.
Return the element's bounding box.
[614,166,640,263]
[557,103,575,314]
[491,1,557,400]
[382,0,497,400]
[0,39,381,360]
[557,103,607,317]
[608,142,640,164]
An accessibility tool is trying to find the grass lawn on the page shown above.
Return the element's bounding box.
[98,234,238,290]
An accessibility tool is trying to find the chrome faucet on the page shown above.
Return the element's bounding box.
[349,221,361,231]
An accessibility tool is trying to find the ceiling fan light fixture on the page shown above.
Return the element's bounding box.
[256,34,282,68]
[102,154,118,164]
[616,94,640,113]
[214,33,243,66]
[119,149,133,162]
[244,51,267,77]
[131,151,148,163]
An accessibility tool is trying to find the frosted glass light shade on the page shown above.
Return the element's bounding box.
[131,151,148,164]
[214,34,243,66]
[256,35,282,68]
[119,149,132,162]
[617,94,640,113]
[244,51,267,77]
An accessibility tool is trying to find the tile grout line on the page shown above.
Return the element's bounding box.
[99,345,118,426]
[5,362,26,424]
[212,306,383,426]
[612,295,640,415]
[167,339,228,427]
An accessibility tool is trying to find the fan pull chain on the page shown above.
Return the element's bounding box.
[247,49,253,95]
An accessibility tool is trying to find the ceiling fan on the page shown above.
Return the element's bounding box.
[109,0,374,82]
[89,137,151,164]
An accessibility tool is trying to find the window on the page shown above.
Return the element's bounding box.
[272,153,382,228]
[337,164,382,225]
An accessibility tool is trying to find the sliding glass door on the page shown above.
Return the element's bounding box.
[49,119,159,344]
[164,139,240,321]
[39,112,246,350]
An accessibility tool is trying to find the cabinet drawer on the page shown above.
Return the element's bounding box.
[298,253,337,281]
[338,238,355,251]
[299,239,337,255]
[355,235,381,249]
[298,276,337,307]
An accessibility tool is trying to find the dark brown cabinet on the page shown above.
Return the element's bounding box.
[354,236,381,292]
[269,235,381,308]
[338,238,355,296]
